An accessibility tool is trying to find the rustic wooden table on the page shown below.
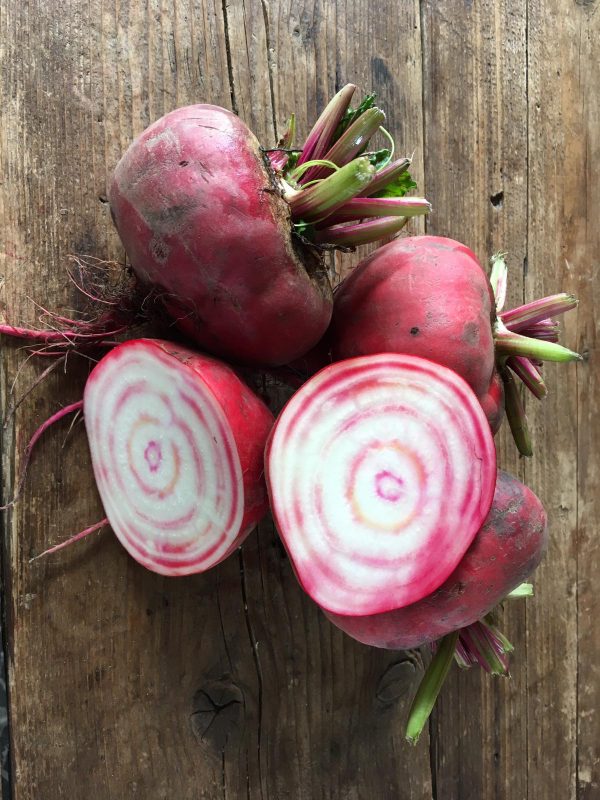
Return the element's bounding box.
[1,1,597,798]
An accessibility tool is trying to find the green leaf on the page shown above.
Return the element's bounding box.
[365,148,391,169]
[373,170,417,198]
[293,220,315,239]
[284,151,300,173]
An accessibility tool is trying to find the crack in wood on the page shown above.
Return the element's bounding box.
[238,549,265,800]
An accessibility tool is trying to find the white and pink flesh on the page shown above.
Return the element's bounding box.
[265,354,497,616]
[83,339,273,575]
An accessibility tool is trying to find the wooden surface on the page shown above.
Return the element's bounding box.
[0,1,597,798]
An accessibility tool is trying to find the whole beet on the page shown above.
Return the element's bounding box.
[330,235,496,400]
[325,470,548,648]
[109,105,332,367]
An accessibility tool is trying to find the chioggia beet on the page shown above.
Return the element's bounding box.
[325,469,548,648]
[265,353,497,616]
[107,87,430,366]
[3,339,275,575]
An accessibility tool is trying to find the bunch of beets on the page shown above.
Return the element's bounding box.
[1,85,581,742]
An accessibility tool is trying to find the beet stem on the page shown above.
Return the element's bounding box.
[489,253,508,312]
[301,107,385,184]
[321,196,430,226]
[405,631,459,745]
[296,84,356,167]
[288,157,375,222]
[495,327,581,363]
[518,321,560,342]
[506,356,548,400]
[312,215,409,247]
[506,582,534,599]
[501,293,578,331]
[268,114,297,171]
[502,369,533,457]
[358,157,412,197]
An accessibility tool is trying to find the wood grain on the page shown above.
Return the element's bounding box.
[0,1,597,798]
[526,1,598,798]
[571,3,600,794]
[420,3,530,798]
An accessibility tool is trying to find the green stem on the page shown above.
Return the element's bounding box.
[289,159,340,182]
[502,368,533,457]
[405,631,459,745]
[378,125,395,167]
[506,583,534,599]
[495,327,582,363]
[287,158,375,222]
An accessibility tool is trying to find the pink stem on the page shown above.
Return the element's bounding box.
[296,84,356,167]
[518,320,560,342]
[30,518,109,562]
[0,322,128,343]
[506,356,548,399]
[301,107,385,184]
[501,293,578,331]
[313,215,409,247]
[1,400,84,509]
[320,196,430,226]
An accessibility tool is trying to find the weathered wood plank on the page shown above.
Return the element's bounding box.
[420,2,531,798]
[572,4,600,795]
[526,2,597,798]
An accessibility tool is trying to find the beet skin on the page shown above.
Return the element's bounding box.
[325,470,548,648]
[330,235,496,402]
[109,105,333,367]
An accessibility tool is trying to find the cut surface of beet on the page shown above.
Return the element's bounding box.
[265,354,497,616]
[84,339,272,575]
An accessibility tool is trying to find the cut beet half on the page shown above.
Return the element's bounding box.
[83,339,274,575]
[265,354,497,616]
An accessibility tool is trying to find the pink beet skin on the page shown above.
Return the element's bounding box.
[109,105,332,367]
[325,470,548,648]
[480,369,505,435]
[330,235,496,405]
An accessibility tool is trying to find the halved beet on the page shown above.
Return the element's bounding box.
[326,469,548,648]
[84,339,274,575]
[265,353,496,616]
